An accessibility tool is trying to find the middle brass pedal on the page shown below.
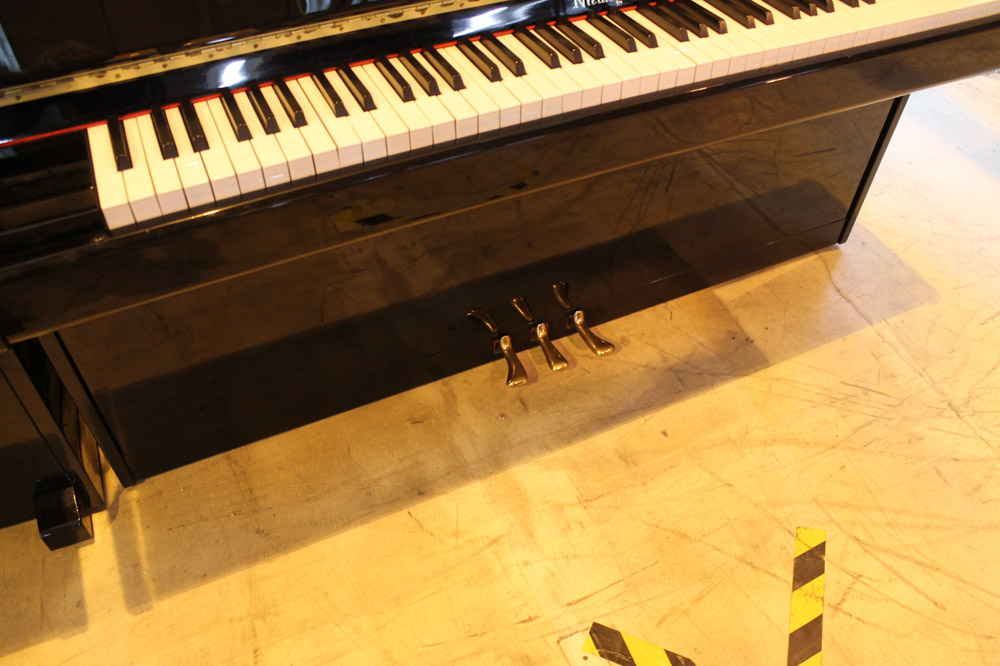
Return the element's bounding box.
[510,296,568,372]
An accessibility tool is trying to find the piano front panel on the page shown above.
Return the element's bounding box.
[56,98,895,480]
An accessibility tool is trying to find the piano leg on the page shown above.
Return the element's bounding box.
[0,337,107,546]
[840,96,911,244]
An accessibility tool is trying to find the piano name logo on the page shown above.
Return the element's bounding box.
[571,0,623,8]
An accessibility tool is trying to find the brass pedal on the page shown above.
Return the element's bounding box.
[510,296,568,372]
[551,281,615,356]
[467,308,528,387]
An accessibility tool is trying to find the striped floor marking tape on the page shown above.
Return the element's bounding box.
[583,622,696,666]
[787,527,827,666]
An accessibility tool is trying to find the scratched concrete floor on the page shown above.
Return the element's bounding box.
[2,72,999,665]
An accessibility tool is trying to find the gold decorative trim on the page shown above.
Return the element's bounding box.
[0,0,503,108]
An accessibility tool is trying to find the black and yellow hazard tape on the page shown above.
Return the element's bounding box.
[583,622,696,666]
[787,527,827,666]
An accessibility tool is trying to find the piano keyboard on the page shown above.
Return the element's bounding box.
[87,0,1000,233]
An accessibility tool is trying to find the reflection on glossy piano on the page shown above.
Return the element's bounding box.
[1,0,999,545]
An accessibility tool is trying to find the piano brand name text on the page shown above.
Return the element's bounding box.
[571,0,623,8]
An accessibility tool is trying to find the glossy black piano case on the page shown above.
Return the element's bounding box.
[47,96,900,480]
[1,16,998,488]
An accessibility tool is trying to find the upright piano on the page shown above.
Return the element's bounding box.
[1,0,998,546]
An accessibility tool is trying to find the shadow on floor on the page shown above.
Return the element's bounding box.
[0,522,88,657]
[99,222,937,613]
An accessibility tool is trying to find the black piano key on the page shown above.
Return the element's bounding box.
[652,2,710,38]
[247,83,279,134]
[374,55,416,102]
[311,72,349,117]
[107,116,132,171]
[759,0,801,19]
[727,0,775,25]
[399,52,441,96]
[273,80,307,127]
[677,0,728,34]
[220,88,252,141]
[586,14,637,53]
[457,38,502,82]
[813,0,835,11]
[480,35,526,77]
[421,48,465,91]
[554,18,605,59]
[699,0,755,29]
[513,28,561,69]
[606,10,657,48]
[338,66,377,112]
[788,0,819,16]
[150,106,178,160]
[636,5,690,42]
[839,0,860,6]
[534,24,584,65]
[179,99,209,151]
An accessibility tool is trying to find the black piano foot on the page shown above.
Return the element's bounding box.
[33,473,94,550]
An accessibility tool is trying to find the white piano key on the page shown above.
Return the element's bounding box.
[818,5,864,51]
[190,101,241,203]
[87,124,135,232]
[574,19,660,96]
[627,11,716,84]
[768,9,822,60]
[390,58,460,143]
[609,21,684,91]
[205,97,265,195]
[615,9,698,87]
[356,63,434,151]
[687,1,766,71]
[120,117,162,222]
[555,24,628,103]
[900,0,944,34]
[281,77,342,174]
[444,44,524,129]
[334,68,409,158]
[843,1,878,47]
[857,0,891,45]
[479,44,547,123]
[525,29,606,109]
[295,75,370,167]
[809,9,857,55]
[416,56,481,140]
[324,71,390,162]
[259,84,316,182]
[696,20,750,75]
[689,27,737,77]
[421,48,501,135]
[725,11,784,68]
[233,90,291,190]
[163,107,214,210]
[497,33,583,113]
[135,112,187,216]
[749,10,802,64]
[497,33,583,112]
